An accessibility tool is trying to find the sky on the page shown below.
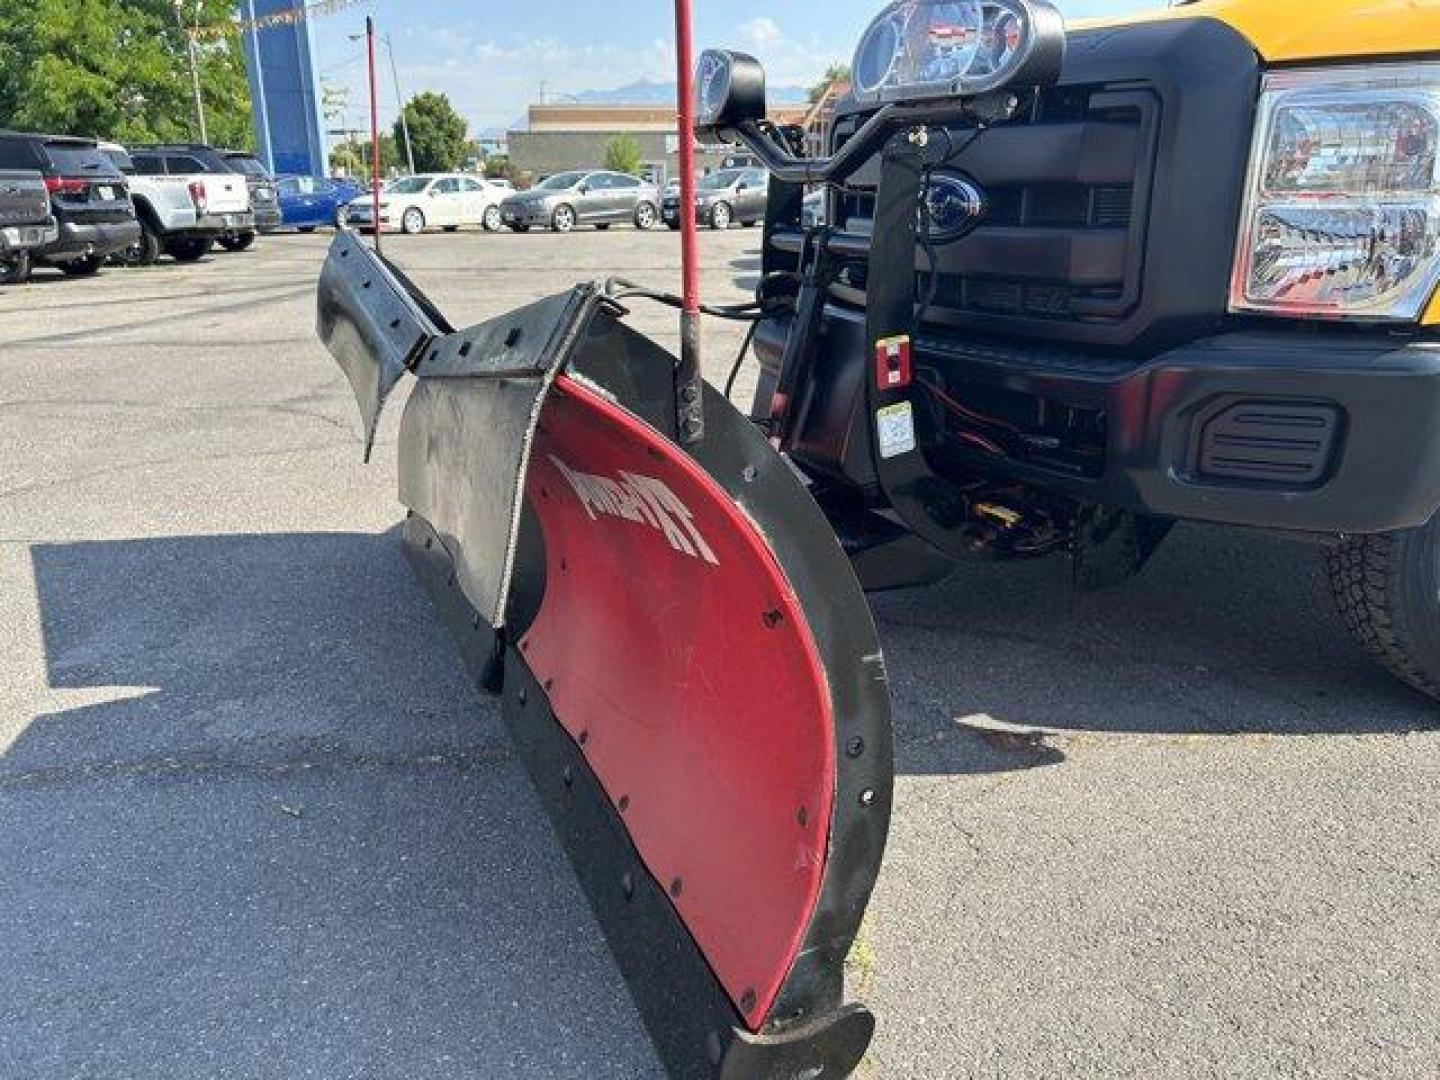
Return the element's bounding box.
[308,1,1157,137]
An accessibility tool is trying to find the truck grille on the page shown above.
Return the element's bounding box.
[831,82,1159,329]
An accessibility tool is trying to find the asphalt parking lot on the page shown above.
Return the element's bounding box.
[2,230,1438,1079]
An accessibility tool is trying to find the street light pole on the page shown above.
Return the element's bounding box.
[385,36,417,175]
[175,0,208,143]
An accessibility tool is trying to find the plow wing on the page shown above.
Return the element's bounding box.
[317,235,893,1079]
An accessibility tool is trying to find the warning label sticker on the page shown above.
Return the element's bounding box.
[876,402,917,460]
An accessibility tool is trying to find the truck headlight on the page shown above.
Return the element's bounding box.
[1231,64,1440,322]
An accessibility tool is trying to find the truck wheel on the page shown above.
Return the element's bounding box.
[1326,517,1440,699]
[116,219,163,267]
[1,251,31,285]
[60,255,103,277]
[219,232,255,252]
[167,237,211,262]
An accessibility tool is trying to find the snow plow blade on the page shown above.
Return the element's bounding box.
[317,234,893,1079]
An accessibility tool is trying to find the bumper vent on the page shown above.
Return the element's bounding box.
[1195,400,1341,486]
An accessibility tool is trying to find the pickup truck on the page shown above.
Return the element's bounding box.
[219,150,283,249]
[0,130,139,276]
[103,142,252,265]
[0,169,57,284]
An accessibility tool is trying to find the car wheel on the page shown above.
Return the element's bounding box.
[552,204,576,233]
[634,201,658,230]
[483,205,502,232]
[1326,516,1440,700]
[115,218,163,267]
[0,251,31,285]
[218,232,256,252]
[60,255,103,277]
[709,201,733,230]
[401,207,426,235]
[167,237,211,262]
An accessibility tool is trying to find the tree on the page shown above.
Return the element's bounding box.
[808,62,852,104]
[330,134,400,182]
[603,134,642,177]
[394,92,468,173]
[0,0,252,147]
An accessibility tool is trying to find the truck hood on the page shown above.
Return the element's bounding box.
[1076,0,1440,63]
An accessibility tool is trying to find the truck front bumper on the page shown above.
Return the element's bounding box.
[0,217,58,255]
[39,218,141,262]
[767,308,1440,536]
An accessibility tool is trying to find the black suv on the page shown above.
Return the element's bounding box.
[0,131,140,276]
[219,150,282,244]
[131,144,281,251]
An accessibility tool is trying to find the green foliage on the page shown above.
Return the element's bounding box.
[330,134,400,182]
[603,134,642,177]
[394,92,468,173]
[0,0,253,147]
[808,63,852,104]
[483,155,512,181]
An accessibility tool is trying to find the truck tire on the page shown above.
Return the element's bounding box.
[1,251,31,285]
[1326,517,1440,699]
[116,218,163,267]
[167,237,211,262]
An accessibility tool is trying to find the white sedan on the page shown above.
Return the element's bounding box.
[347,174,509,234]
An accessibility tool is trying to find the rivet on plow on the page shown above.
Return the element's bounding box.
[544,678,555,692]
[618,795,630,812]
[669,877,683,898]
[504,326,523,348]
[459,339,473,357]
[740,989,757,1013]
[471,615,481,631]
[762,609,784,629]
[847,736,865,759]
[579,730,590,746]
[621,873,635,901]
[859,788,876,808]
[742,465,759,483]
[562,766,574,788]
[424,536,433,549]
[518,687,528,707]
[797,806,808,827]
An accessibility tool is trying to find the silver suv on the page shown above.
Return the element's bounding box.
[500,170,660,233]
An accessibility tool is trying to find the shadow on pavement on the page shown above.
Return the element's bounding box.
[2,530,661,1080]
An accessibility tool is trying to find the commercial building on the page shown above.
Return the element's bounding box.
[507,102,810,185]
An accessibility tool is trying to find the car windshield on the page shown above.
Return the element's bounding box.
[537,171,587,191]
[43,142,122,177]
[698,170,745,191]
[226,154,271,178]
[385,177,433,194]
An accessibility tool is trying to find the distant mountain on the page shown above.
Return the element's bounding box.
[573,79,809,105]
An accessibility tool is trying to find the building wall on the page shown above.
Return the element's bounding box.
[240,0,327,177]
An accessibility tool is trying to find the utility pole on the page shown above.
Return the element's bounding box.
[175,0,208,143]
[386,37,416,175]
[366,16,382,254]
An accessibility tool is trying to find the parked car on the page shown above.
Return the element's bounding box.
[0,131,139,277]
[276,175,360,231]
[219,150,283,242]
[663,166,768,230]
[500,170,660,233]
[101,141,252,265]
[131,143,274,252]
[0,167,57,284]
[347,173,510,234]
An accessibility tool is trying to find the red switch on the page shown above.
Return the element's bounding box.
[874,335,912,391]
